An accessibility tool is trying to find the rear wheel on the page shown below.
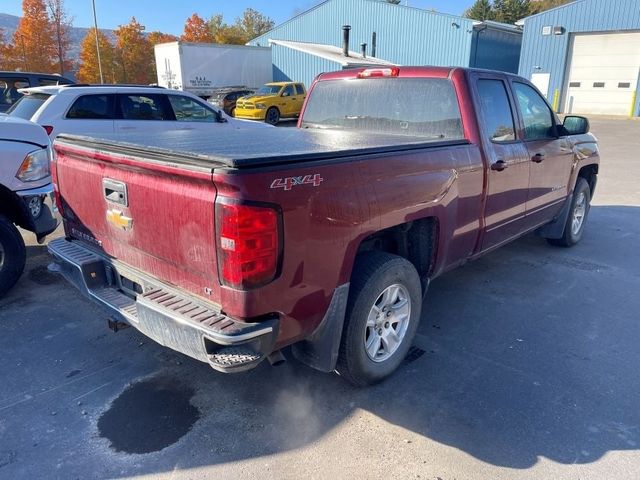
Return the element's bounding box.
[547,178,591,247]
[337,252,422,386]
[265,107,280,125]
[0,216,26,298]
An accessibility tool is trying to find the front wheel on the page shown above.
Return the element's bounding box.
[265,107,280,125]
[0,216,27,298]
[337,252,422,386]
[547,177,591,247]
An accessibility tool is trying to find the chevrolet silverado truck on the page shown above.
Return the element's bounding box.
[48,67,599,386]
[0,116,59,297]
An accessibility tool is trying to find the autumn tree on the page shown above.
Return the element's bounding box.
[11,0,57,72]
[114,17,154,84]
[182,13,214,43]
[45,0,73,75]
[77,28,115,83]
[147,31,178,46]
[531,0,572,13]
[492,0,532,23]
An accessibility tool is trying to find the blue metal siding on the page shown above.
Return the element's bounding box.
[250,0,475,68]
[471,27,523,73]
[518,0,640,113]
[271,44,339,88]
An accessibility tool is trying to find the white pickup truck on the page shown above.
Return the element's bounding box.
[0,115,59,296]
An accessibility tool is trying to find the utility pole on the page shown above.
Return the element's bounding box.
[92,0,104,83]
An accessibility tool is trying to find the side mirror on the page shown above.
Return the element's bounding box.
[563,115,590,135]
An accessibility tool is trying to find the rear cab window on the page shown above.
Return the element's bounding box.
[6,93,51,120]
[66,94,114,119]
[301,77,464,139]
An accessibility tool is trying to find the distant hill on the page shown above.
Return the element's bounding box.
[0,13,116,72]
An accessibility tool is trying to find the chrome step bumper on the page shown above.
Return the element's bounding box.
[48,237,278,372]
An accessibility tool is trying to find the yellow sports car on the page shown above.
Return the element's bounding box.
[235,82,307,125]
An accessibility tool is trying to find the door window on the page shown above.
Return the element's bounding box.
[513,82,555,140]
[167,95,217,122]
[118,94,170,121]
[477,79,516,143]
[66,95,114,119]
[295,84,305,96]
[281,85,294,97]
[0,77,29,108]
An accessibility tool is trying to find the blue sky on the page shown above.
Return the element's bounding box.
[4,0,471,35]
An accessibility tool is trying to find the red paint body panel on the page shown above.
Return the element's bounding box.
[52,67,599,352]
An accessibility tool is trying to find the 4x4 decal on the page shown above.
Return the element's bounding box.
[270,174,324,191]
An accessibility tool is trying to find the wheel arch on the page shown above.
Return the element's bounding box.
[0,184,31,230]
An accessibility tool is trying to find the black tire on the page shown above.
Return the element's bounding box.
[547,178,591,247]
[0,215,26,298]
[337,252,422,386]
[265,107,280,125]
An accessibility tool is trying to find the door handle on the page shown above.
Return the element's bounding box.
[532,153,546,163]
[491,160,508,172]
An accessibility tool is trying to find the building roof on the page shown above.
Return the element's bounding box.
[268,39,396,67]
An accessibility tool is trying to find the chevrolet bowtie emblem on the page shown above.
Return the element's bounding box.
[106,209,133,230]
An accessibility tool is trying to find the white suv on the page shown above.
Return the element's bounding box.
[8,85,271,138]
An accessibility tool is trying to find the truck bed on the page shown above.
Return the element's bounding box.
[55,128,469,170]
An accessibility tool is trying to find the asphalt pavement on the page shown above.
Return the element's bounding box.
[1,118,639,480]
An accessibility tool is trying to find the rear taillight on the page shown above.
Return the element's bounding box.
[216,200,280,289]
[43,125,54,135]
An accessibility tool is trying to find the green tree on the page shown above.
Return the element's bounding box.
[492,0,532,23]
[531,0,573,13]
[236,8,274,40]
[464,0,495,20]
[208,8,275,45]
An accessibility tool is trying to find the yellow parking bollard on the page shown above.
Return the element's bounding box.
[552,89,560,113]
[630,91,638,118]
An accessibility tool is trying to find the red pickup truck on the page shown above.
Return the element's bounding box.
[49,67,599,386]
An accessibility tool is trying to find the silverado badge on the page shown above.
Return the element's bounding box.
[106,209,133,230]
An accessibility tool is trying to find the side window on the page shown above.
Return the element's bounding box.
[477,79,516,143]
[167,95,217,122]
[282,85,294,97]
[295,84,305,96]
[119,94,169,121]
[0,77,29,107]
[513,82,555,140]
[66,94,113,119]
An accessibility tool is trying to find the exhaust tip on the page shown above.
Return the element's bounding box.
[267,350,286,367]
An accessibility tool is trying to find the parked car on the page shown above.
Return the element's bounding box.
[208,87,255,116]
[48,66,599,386]
[8,85,272,138]
[0,116,59,297]
[0,71,74,113]
[235,82,306,125]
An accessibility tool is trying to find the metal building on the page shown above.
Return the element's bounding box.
[249,0,522,89]
[518,0,640,116]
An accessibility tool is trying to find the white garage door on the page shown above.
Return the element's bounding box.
[564,32,640,115]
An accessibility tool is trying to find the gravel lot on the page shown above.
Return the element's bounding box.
[1,118,639,480]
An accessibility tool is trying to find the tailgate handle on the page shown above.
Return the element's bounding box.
[103,179,128,206]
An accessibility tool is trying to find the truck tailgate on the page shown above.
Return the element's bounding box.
[53,141,221,302]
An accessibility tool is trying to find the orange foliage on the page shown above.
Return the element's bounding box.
[12,0,57,72]
[181,13,214,43]
[114,17,154,84]
[77,28,115,83]
[147,31,178,46]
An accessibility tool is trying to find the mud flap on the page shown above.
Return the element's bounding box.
[536,193,573,240]
[292,283,350,373]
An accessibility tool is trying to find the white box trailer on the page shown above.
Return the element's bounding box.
[154,42,273,97]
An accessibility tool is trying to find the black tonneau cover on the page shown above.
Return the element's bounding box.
[55,127,469,170]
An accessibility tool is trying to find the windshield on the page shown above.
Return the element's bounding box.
[7,93,51,120]
[256,85,281,95]
[301,77,464,139]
